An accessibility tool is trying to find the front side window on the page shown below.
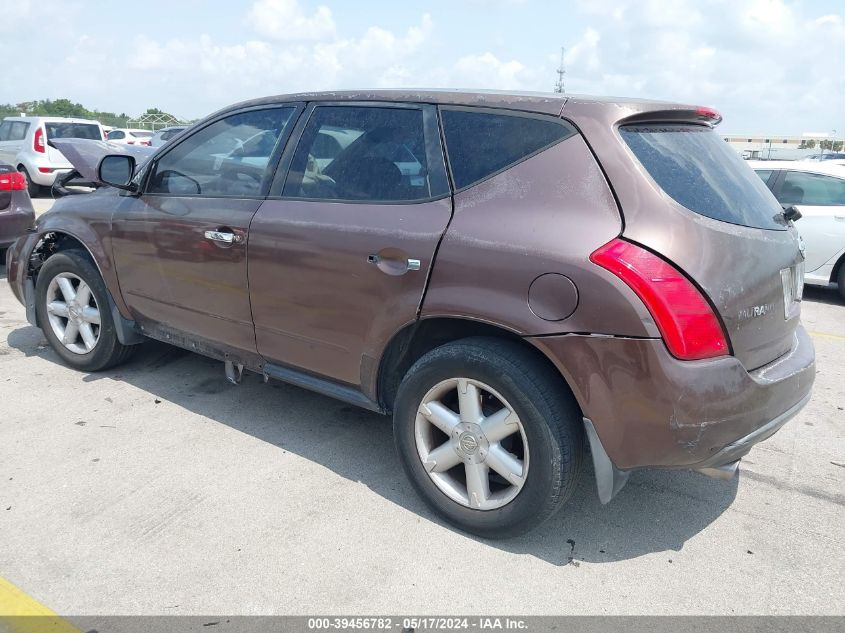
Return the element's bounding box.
[284,106,442,202]
[0,121,10,141]
[780,170,845,206]
[108,130,125,140]
[441,108,576,190]
[147,107,295,198]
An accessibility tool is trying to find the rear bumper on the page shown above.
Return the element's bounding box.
[690,390,811,469]
[530,325,816,470]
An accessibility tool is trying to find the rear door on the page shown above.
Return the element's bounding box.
[772,169,845,273]
[111,105,301,355]
[249,102,452,387]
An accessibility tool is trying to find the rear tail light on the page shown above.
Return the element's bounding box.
[33,127,46,153]
[590,238,729,360]
[0,172,27,191]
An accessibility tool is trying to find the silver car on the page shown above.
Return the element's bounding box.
[0,116,105,196]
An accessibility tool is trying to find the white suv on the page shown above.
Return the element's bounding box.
[106,128,153,146]
[0,116,105,196]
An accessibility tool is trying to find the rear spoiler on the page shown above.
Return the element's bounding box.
[618,106,723,127]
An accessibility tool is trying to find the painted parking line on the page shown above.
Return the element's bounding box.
[809,330,845,342]
[0,576,81,633]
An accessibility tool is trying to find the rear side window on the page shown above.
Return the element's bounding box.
[46,123,102,140]
[621,124,786,230]
[8,121,29,141]
[441,109,576,190]
[284,105,448,203]
[780,171,845,206]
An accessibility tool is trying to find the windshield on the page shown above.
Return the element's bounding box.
[46,122,102,141]
[621,124,786,230]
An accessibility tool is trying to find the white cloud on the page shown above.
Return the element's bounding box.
[449,53,532,90]
[565,0,845,132]
[245,0,336,41]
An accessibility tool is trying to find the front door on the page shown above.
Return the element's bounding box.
[249,103,452,387]
[111,106,300,355]
[776,169,845,272]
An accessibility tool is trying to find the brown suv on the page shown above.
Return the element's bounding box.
[5,91,815,537]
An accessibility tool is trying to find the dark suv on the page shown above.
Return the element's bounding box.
[5,91,815,537]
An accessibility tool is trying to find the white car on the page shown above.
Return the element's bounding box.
[0,116,105,196]
[106,128,153,146]
[149,125,188,147]
[749,160,845,300]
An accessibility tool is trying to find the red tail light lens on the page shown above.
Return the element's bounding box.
[590,238,729,360]
[33,127,46,153]
[0,172,27,191]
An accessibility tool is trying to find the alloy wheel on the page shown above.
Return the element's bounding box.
[414,377,529,510]
[45,272,101,355]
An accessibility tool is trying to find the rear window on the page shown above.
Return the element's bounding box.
[621,124,786,230]
[46,122,102,141]
[442,108,576,190]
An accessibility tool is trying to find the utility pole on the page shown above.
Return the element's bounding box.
[554,47,566,94]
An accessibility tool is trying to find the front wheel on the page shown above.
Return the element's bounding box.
[35,250,135,371]
[393,337,584,538]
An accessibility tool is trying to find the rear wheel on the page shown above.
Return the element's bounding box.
[18,167,41,198]
[838,264,845,302]
[393,337,584,538]
[35,250,134,371]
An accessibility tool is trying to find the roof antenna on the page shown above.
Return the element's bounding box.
[554,47,566,94]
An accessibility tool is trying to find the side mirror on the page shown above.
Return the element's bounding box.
[98,154,137,191]
[782,204,802,222]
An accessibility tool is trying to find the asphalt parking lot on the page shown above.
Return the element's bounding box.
[1,197,843,615]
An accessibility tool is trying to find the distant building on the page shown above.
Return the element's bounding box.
[722,135,818,161]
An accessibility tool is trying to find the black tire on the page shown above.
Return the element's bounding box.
[838,264,845,303]
[35,250,135,371]
[18,167,41,198]
[393,337,584,538]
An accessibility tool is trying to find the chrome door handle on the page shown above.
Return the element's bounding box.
[367,253,422,275]
[204,230,236,244]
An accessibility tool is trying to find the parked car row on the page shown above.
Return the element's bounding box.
[4,90,816,538]
[0,116,189,196]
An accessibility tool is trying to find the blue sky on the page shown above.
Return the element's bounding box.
[2,0,844,134]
